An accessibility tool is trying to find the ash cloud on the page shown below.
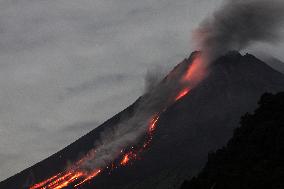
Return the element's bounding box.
[195,0,284,60]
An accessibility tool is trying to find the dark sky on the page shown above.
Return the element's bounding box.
[0,0,283,181]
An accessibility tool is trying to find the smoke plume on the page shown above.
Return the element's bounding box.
[195,0,284,60]
[78,53,200,171]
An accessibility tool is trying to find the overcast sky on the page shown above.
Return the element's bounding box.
[0,0,283,181]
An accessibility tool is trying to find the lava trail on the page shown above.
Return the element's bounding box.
[29,115,162,189]
[29,55,204,189]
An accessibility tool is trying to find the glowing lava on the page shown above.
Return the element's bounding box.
[51,172,83,189]
[149,115,159,133]
[175,88,190,101]
[182,55,205,84]
[29,174,61,189]
[29,113,161,189]
[74,169,101,187]
[29,55,204,189]
[121,154,130,165]
[120,153,131,166]
[29,169,103,189]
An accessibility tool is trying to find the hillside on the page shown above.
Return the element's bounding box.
[181,92,284,189]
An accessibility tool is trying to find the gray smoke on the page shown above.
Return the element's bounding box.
[144,65,167,93]
[195,0,284,60]
[77,54,197,171]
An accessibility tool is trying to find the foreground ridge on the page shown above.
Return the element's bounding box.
[181,92,284,189]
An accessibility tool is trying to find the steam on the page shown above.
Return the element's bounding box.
[195,0,284,60]
[78,54,196,171]
[144,65,167,92]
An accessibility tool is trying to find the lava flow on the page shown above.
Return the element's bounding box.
[175,88,190,101]
[29,114,161,189]
[29,55,204,189]
[29,114,163,189]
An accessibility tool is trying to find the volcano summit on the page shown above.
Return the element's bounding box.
[1,51,284,189]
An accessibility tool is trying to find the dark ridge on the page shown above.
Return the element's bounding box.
[181,92,284,189]
[263,56,284,74]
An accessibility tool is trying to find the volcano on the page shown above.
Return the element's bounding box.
[1,51,284,189]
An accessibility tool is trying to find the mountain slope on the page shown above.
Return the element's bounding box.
[180,92,284,189]
[259,55,284,74]
[1,52,284,189]
[266,57,284,74]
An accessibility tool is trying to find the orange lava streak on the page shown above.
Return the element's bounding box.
[29,173,61,189]
[52,172,83,189]
[74,169,101,188]
[149,115,159,132]
[30,171,86,189]
[175,88,190,101]
[46,172,73,188]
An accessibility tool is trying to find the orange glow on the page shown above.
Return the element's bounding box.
[29,113,161,189]
[175,88,190,101]
[149,115,159,132]
[120,154,130,166]
[46,172,73,188]
[52,172,83,189]
[182,55,206,85]
[29,171,92,189]
[74,169,101,187]
[29,174,61,189]
[175,55,205,101]
[120,151,138,166]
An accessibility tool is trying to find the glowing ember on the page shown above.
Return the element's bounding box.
[52,172,83,189]
[149,115,159,132]
[29,174,61,189]
[74,169,101,187]
[120,151,138,166]
[175,88,190,101]
[120,154,130,166]
[46,172,73,188]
